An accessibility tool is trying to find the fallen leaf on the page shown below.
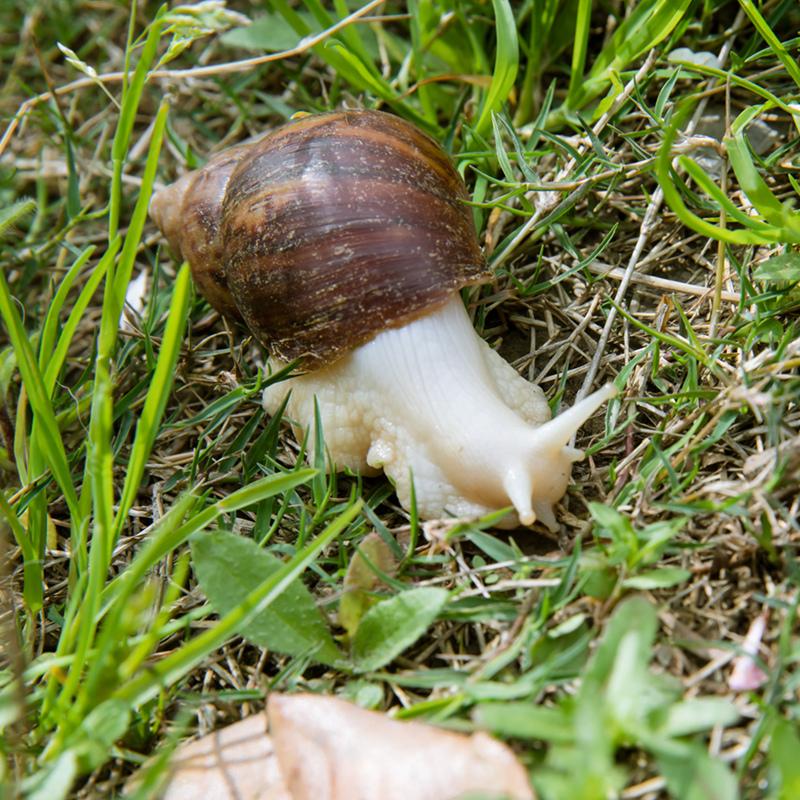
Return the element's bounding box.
[268,693,535,800]
[144,694,535,800]
[339,531,399,636]
[160,713,290,800]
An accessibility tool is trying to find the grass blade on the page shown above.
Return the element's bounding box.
[111,101,170,336]
[109,10,165,239]
[0,198,36,238]
[42,241,119,395]
[112,263,192,540]
[737,0,800,90]
[37,246,94,372]
[566,0,591,110]
[474,0,519,138]
[0,273,80,521]
[679,157,775,232]
[726,115,800,236]
[655,99,791,245]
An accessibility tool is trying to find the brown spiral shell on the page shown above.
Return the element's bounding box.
[151,110,489,368]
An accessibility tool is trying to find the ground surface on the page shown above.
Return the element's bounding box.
[1,1,799,798]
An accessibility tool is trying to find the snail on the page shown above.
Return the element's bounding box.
[151,109,616,530]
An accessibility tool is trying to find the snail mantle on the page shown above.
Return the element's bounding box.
[150,109,615,530]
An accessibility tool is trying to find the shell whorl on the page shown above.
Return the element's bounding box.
[152,110,489,368]
[151,142,252,321]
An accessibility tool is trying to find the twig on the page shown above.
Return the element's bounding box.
[586,260,741,304]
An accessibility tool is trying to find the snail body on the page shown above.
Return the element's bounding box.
[151,110,614,529]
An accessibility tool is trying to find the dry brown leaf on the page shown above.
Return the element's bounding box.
[339,531,400,636]
[159,713,290,800]
[268,693,535,800]
[144,693,534,800]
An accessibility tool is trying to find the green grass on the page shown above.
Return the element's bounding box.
[1,1,800,798]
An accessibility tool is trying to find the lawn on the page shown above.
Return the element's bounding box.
[1,1,799,798]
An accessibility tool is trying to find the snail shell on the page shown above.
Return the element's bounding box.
[151,110,489,368]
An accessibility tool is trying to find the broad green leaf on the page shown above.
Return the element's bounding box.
[604,629,678,728]
[221,12,309,51]
[115,500,360,707]
[22,751,78,800]
[581,596,658,688]
[352,587,449,673]
[769,718,800,799]
[579,554,617,600]
[589,503,636,539]
[101,470,316,616]
[637,518,687,565]
[589,503,638,560]
[753,253,800,283]
[622,567,691,590]
[658,744,739,800]
[192,528,341,665]
[71,699,131,772]
[660,699,739,737]
[220,14,310,53]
